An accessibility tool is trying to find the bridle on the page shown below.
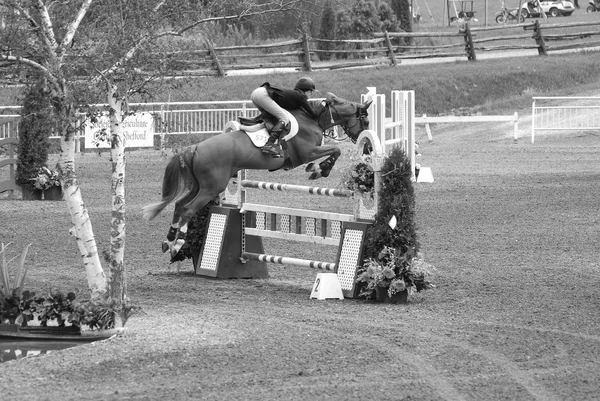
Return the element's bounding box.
[318,100,368,143]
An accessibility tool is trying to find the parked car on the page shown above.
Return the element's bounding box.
[520,0,575,17]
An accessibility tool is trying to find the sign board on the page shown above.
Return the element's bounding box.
[84,112,154,149]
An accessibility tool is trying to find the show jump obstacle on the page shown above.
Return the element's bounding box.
[191,89,419,299]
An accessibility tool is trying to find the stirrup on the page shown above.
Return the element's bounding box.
[261,144,282,158]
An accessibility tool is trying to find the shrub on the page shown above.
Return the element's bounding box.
[15,77,53,188]
[364,145,419,269]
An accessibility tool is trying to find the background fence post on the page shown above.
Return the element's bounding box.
[301,31,313,72]
[383,30,397,67]
[533,20,548,56]
[205,38,226,77]
[463,23,476,61]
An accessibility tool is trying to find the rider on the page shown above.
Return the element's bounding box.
[250,77,318,157]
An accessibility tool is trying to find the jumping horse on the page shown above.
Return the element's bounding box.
[142,92,372,257]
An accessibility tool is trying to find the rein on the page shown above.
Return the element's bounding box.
[318,101,367,143]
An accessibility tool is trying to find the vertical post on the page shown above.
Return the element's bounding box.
[75,118,81,153]
[531,98,536,144]
[205,38,226,77]
[463,23,476,61]
[160,104,165,152]
[8,129,16,199]
[391,90,403,152]
[533,20,547,56]
[383,30,397,67]
[301,31,313,72]
[401,91,416,182]
[513,112,519,143]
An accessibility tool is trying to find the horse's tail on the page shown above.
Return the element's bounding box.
[142,153,192,220]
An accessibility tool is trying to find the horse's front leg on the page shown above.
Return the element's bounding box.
[304,145,341,180]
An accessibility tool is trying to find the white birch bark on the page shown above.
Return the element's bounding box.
[106,83,127,304]
[57,115,107,299]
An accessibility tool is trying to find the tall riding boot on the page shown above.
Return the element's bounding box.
[261,120,288,158]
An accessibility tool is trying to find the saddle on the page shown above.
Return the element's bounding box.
[238,113,276,131]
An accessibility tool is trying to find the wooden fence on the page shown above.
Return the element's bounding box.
[156,20,600,77]
[2,20,598,83]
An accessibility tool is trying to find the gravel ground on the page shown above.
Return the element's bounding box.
[1,98,599,401]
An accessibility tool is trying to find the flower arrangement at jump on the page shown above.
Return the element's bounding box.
[353,145,435,303]
[343,160,375,199]
[356,246,435,300]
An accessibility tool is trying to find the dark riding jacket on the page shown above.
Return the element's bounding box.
[261,82,317,119]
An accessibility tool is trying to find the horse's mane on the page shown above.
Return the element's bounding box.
[309,92,350,117]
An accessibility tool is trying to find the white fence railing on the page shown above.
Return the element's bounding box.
[0,100,262,142]
[531,96,600,144]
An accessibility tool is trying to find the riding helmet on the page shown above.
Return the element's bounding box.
[295,77,316,92]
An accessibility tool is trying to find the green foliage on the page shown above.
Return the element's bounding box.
[349,0,381,38]
[34,290,77,327]
[390,0,413,46]
[318,0,337,61]
[0,290,37,326]
[69,299,128,330]
[356,246,435,297]
[364,145,419,269]
[15,78,53,187]
[0,242,32,324]
[378,1,401,32]
[354,146,432,298]
[0,287,137,330]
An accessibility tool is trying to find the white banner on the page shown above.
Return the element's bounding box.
[84,112,154,149]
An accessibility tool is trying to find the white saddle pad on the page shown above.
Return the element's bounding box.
[226,110,299,147]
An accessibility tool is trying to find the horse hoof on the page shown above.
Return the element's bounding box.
[161,242,169,253]
[308,171,322,180]
[305,162,316,172]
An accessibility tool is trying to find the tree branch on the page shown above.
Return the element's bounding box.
[175,0,301,36]
[57,0,94,60]
[35,0,59,50]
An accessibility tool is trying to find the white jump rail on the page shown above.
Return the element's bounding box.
[531,96,600,144]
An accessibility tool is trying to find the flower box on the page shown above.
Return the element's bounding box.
[43,186,63,201]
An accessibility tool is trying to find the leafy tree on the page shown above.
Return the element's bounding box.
[318,0,336,61]
[350,0,381,38]
[336,9,353,39]
[390,0,412,33]
[378,1,400,32]
[15,77,53,190]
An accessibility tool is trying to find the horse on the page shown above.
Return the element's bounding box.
[142,92,372,257]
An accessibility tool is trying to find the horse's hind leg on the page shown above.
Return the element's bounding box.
[166,181,199,242]
[163,189,221,259]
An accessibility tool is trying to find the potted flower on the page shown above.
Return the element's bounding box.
[356,246,435,303]
[30,166,62,200]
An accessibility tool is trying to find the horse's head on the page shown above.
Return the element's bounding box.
[318,93,372,143]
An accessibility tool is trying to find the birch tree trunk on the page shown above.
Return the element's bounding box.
[56,102,107,299]
[106,83,127,306]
